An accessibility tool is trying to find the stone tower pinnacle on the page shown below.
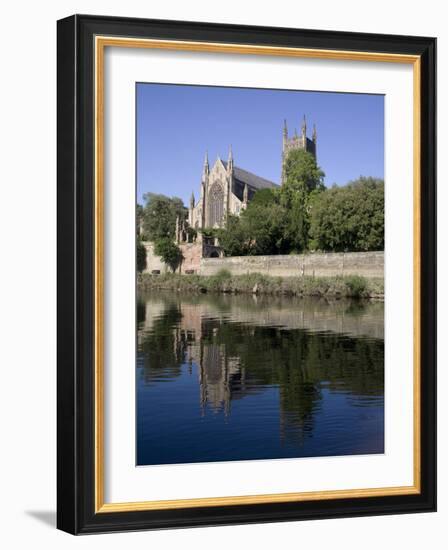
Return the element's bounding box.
[202,151,210,196]
[203,151,209,176]
[227,144,233,171]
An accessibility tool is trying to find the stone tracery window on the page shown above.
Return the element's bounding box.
[208,181,224,227]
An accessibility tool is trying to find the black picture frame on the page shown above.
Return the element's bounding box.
[57,14,436,534]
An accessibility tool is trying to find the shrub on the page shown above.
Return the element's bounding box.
[154,238,183,271]
[214,269,232,281]
[344,275,368,297]
[137,272,383,299]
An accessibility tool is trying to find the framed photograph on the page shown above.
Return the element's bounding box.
[57,14,436,534]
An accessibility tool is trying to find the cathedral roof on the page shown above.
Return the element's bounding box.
[221,161,278,190]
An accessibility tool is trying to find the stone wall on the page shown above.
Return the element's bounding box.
[178,242,203,273]
[144,241,384,279]
[143,242,170,274]
[144,241,204,274]
[199,251,383,279]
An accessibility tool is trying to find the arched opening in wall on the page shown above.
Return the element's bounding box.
[210,251,219,258]
[208,181,224,227]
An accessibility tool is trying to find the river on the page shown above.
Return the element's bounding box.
[137,292,384,465]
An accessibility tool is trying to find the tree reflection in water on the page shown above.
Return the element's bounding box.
[137,292,384,465]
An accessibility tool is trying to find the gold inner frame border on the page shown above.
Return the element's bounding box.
[94,35,421,513]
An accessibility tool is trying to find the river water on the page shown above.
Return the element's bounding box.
[137,292,384,466]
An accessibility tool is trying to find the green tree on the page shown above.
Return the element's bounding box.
[239,200,289,255]
[142,193,187,241]
[154,238,183,271]
[309,177,384,252]
[216,214,248,257]
[281,149,325,201]
[280,149,325,252]
[217,190,291,257]
[249,187,278,207]
[136,238,147,273]
[283,190,310,252]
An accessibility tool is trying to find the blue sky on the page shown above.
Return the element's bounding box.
[136,83,384,206]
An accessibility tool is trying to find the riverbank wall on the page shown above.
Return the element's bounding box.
[143,242,384,280]
[199,251,383,279]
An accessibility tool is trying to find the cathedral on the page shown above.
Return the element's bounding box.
[187,115,317,230]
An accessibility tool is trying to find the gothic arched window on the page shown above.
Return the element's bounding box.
[208,181,224,227]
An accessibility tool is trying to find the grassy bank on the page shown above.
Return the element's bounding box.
[138,270,384,299]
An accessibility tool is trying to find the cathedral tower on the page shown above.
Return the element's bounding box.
[281,115,317,184]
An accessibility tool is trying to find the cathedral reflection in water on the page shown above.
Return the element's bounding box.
[137,293,384,465]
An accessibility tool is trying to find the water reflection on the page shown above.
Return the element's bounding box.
[137,292,384,465]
